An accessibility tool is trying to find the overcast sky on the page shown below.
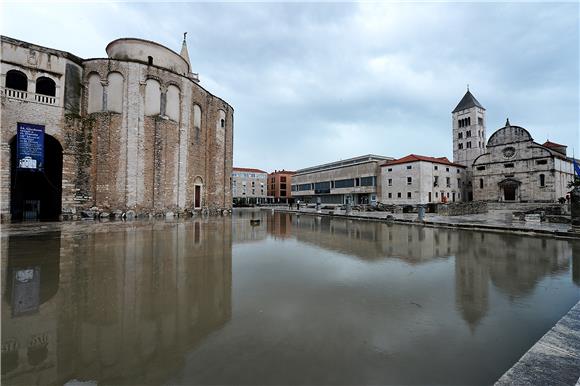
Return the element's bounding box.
[3,1,578,171]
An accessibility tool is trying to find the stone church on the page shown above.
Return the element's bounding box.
[1,35,233,221]
[452,89,576,203]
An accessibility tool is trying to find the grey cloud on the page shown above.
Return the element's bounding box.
[3,2,577,170]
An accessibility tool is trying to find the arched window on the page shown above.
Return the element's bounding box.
[194,176,203,209]
[166,84,180,121]
[35,77,56,96]
[6,70,27,91]
[216,110,226,140]
[193,104,202,144]
[106,72,123,113]
[144,79,161,116]
[87,73,103,113]
[539,174,545,187]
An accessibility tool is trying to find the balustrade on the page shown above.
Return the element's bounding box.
[1,87,58,106]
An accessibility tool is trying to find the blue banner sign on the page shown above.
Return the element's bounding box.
[17,123,44,171]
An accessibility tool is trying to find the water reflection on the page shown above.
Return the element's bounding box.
[1,219,232,385]
[234,210,577,331]
[2,211,579,385]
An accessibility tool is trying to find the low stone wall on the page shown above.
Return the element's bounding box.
[436,201,488,216]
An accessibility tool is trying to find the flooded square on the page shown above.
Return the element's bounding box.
[2,210,579,385]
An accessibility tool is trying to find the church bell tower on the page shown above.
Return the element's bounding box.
[452,88,486,200]
[452,87,486,169]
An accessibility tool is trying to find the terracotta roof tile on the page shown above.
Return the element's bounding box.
[542,140,566,148]
[382,154,466,168]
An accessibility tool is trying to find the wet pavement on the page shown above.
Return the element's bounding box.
[1,210,579,385]
[270,206,574,234]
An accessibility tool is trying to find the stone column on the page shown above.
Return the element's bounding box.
[571,186,580,233]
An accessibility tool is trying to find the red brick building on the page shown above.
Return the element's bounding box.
[267,170,295,203]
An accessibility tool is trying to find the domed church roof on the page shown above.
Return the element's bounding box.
[487,119,533,147]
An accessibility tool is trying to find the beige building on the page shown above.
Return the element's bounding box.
[291,154,393,205]
[381,154,467,205]
[472,120,576,202]
[232,167,268,205]
[1,35,233,221]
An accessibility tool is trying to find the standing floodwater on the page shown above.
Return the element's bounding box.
[2,210,579,385]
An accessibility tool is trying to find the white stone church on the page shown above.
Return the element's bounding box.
[452,90,576,203]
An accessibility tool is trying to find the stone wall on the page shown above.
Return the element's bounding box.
[1,36,233,221]
[436,201,488,216]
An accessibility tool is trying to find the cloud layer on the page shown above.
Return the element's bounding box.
[3,2,578,171]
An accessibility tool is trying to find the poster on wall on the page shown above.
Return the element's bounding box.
[17,123,45,171]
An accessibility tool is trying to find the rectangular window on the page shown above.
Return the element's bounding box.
[280,176,287,182]
[458,132,463,139]
[476,166,485,171]
[387,168,392,172]
[388,178,392,186]
[435,192,439,198]
[434,165,438,170]
[536,160,548,165]
[458,143,463,150]
[397,192,402,198]
[335,178,355,189]
[478,117,483,125]
[479,178,484,189]
[407,177,412,185]
[433,176,439,187]
[446,177,450,187]
[388,192,392,199]
[466,130,471,137]
[539,174,545,187]
[360,176,375,186]
[406,165,412,170]
[457,169,460,173]
[314,181,331,194]
[407,192,412,199]
[467,142,472,148]
[457,178,461,186]
[504,163,514,168]
[446,167,449,172]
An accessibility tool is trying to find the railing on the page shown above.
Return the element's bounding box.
[1,87,58,106]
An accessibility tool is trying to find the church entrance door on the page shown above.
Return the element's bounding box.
[504,186,516,201]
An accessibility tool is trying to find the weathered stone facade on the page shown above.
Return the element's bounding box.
[452,89,487,200]
[472,121,575,203]
[1,36,233,221]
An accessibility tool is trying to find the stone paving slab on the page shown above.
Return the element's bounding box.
[495,301,580,386]
[266,207,580,239]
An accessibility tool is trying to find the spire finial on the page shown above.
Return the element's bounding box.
[183,32,187,42]
[467,84,469,92]
[505,118,510,127]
